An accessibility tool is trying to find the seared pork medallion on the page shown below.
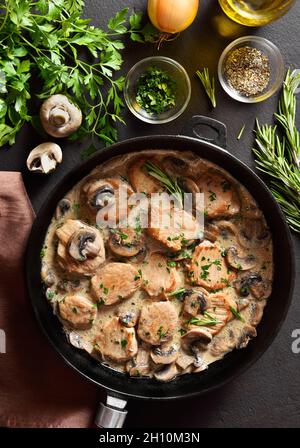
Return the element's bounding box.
[41,150,273,382]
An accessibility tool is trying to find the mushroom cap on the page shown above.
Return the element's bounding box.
[68,228,103,261]
[181,327,212,352]
[40,94,82,138]
[26,142,62,174]
[154,362,178,382]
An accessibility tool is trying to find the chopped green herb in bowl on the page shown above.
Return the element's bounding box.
[124,56,191,124]
[135,66,176,115]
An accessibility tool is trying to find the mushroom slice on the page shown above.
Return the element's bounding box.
[55,198,71,220]
[68,228,103,261]
[91,262,141,306]
[95,317,138,363]
[119,310,138,328]
[249,301,266,326]
[151,342,180,365]
[138,301,178,346]
[225,246,256,271]
[140,252,178,299]
[40,94,82,138]
[176,352,195,370]
[187,240,236,291]
[27,143,62,174]
[182,289,210,317]
[181,328,213,353]
[58,295,97,330]
[108,228,144,259]
[129,158,163,194]
[154,362,178,382]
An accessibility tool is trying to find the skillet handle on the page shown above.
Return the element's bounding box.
[95,395,128,428]
[181,115,227,150]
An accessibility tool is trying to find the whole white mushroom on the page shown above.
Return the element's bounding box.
[40,94,82,138]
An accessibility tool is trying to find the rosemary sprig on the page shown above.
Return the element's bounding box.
[230,306,245,322]
[237,124,246,140]
[144,161,184,205]
[186,313,221,327]
[196,68,217,108]
[253,69,300,233]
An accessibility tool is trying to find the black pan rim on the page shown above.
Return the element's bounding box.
[25,134,295,400]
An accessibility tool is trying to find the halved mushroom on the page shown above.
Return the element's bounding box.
[233,273,272,300]
[68,228,103,261]
[225,246,256,271]
[236,325,257,349]
[55,198,71,220]
[27,142,62,174]
[182,289,210,317]
[57,278,81,293]
[108,228,145,259]
[237,219,271,250]
[69,332,94,353]
[40,94,82,138]
[150,342,179,365]
[128,346,151,377]
[41,265,56,286]
[119,310,138,328]
[154,362,178,382]
[89,183,115,211]
[56,220,105,276]
[181,327,212,353]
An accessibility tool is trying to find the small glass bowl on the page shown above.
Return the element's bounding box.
[218,36,285,103]
[124,56,191,124]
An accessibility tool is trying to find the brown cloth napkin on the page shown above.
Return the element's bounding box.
[0,172,99,428]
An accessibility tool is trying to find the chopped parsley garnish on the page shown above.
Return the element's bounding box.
[40,248,46,258]
[157,326,167,339]
[135,66,177,115]
[103,287,109,295]
[72,307,77,314]
[121,339,128,349]
[209,190,217,202]
[167,261,177,268]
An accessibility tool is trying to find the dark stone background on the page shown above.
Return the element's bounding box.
[1,0,299,427]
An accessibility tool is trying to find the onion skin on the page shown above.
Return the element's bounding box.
[148,0,199,34]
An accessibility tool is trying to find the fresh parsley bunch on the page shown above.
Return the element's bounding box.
[0,0,157,148]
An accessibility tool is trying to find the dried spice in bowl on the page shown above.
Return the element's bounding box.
[224,46,271,97]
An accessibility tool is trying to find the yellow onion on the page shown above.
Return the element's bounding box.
[148,0,199,34]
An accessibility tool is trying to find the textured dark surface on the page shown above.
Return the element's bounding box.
[1,0,299,428]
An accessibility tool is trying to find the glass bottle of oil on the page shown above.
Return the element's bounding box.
[218,0,295,26]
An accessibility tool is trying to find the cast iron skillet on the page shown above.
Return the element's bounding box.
[25,116,295,427]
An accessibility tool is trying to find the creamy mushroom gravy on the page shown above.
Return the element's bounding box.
[41,150,273,381]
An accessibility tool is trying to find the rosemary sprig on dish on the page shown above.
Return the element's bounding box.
[144,161,184,205]
[230,306,245,322]
[253,69,300,233]
[196,68,217,108]
[186,313,221,327]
